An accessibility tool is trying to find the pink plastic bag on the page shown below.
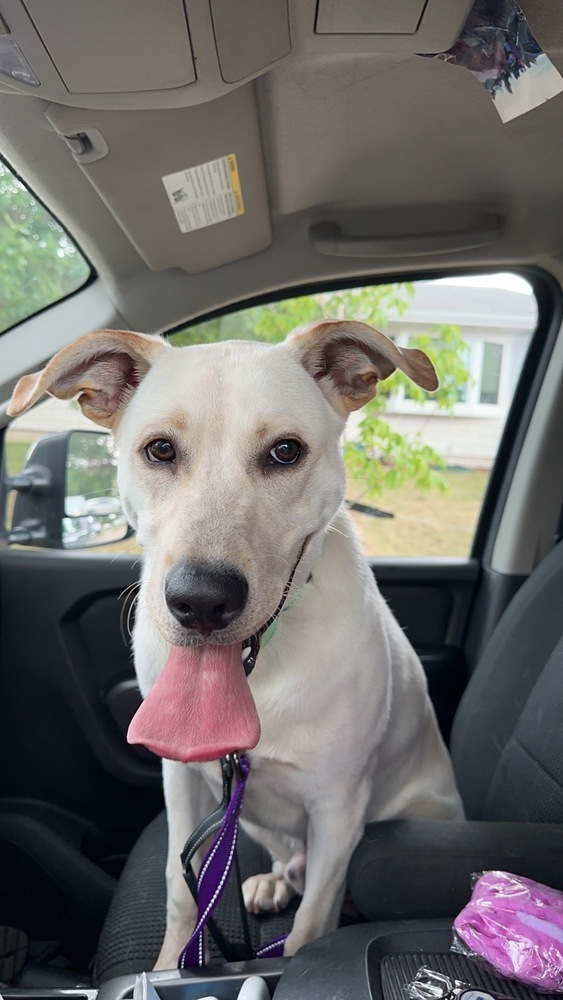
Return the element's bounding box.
[454,871,563,992]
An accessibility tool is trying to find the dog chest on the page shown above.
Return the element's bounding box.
[197,756,309,839]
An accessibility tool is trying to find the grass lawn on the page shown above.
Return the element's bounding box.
[4,437,33,476]
[347,469,489,558]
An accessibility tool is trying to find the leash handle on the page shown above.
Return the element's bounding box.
[179,755,249,968]
[178,756,287,968]
[181,756,250,962]
[180,757,233,868]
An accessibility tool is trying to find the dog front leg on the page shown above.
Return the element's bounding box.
[283,788,370,957]
[154,760,219,971]
[240,821,303,915]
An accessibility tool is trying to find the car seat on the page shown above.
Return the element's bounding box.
[95,538,563,985]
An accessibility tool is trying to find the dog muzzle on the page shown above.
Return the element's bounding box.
[127,537,311,762]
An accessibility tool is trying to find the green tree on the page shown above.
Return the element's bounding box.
[0,161,90,332]
[65,431,119,501]
[171,285,471,498]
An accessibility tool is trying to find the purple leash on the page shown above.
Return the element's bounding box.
[178,754,287,968]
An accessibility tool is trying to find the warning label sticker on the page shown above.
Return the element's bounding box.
[162,154,245,234]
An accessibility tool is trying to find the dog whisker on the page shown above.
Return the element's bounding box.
[118,580,141,601]
[120,588,139,644]
[261,551,291,565]
[118,580,141,643]
[327,523,350,539]
[126,593,138,640]
[79,489,119,500]
[107,538,139,565]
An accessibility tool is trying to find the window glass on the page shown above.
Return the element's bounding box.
[2,273,538,557]
[169,273,538,558]
[480,342,503,404]
[0,160,91,333]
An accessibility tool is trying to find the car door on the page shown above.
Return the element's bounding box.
[0,266,560,962]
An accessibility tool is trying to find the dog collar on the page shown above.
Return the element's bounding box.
[243,539,311,675]
[261,589,301,646]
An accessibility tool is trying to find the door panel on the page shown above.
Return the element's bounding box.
[0,548,161,960]
[374,558,479,644]
[374,558,479,737]
[0,550,162,822]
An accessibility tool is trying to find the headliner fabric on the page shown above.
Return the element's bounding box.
[450,540,563,819]
[94,810,297,983]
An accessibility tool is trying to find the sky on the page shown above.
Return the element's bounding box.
[432,273,533,296]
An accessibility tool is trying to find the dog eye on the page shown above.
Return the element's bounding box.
[268,439,302,466]
[145,439,176,463]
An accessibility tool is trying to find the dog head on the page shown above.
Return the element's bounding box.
[8,322,436,649]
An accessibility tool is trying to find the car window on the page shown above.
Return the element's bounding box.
[169,274,538,558]
[2,273,538,558]
[0,160,91,334]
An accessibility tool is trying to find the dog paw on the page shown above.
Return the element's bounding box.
[242,870,295,914]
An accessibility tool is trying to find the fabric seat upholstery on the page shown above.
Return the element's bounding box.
[95,811,298,982]
[450,539,563,820]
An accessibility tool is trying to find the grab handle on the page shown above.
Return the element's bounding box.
[310,218,502,259]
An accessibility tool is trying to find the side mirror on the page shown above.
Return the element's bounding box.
[2,430,130,549]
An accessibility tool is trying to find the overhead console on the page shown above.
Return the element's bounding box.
[0,0,474,110]
[7,0,197,95]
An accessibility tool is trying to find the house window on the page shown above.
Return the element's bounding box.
[480,342,503,405]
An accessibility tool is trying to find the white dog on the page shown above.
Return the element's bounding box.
[9,320,464,969]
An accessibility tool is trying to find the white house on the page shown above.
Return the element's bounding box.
[358,275,538,469]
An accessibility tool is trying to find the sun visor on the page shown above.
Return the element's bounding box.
[44,87,272,274]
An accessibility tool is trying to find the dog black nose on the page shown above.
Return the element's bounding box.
[165,563,249,634]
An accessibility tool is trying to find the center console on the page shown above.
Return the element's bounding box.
[2,921,543,1000]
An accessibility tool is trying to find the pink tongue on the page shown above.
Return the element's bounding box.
[127,643,261,763]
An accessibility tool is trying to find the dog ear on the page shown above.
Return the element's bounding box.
[8,329,165,428]
[288,320,438,416]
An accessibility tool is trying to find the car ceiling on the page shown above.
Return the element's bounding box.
[1,0,563,337]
